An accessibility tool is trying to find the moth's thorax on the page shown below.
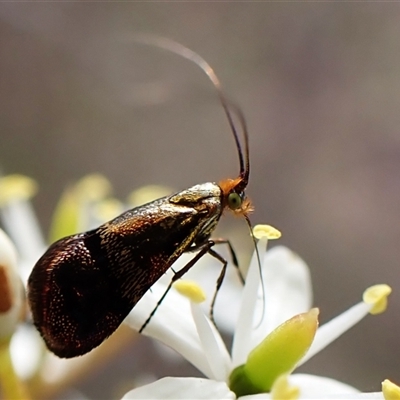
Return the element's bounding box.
[169,182,223,240]
[169,182,222,211]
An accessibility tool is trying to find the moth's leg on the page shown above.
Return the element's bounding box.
[206,247,228,326]
[187,238,243,327]
[186,238,244,284]
[210,238,244,284]
[139,241,214,333]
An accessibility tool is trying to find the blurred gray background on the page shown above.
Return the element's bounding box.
[1,3,399,399]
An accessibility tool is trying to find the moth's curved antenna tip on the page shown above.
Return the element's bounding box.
[129,34,221,88]
[126,34,249,183]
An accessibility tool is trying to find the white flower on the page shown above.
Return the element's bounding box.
[0,175,46,284]
[0,175,47,380]
[0,174,122,381]
[123,231,393,399]
[0,175,175,394]
[0,174,396,399]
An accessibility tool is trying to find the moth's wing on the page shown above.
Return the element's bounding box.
[28,232,121,358]
[28,202,207,358]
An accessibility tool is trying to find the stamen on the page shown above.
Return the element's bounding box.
[174,280,206,304]
[362,284,391,315]
[253,224,282,240]
[0,175,37,206]
[74,174,112,201]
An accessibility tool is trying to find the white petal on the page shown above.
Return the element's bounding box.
[1,199,46,282]
[240,390,383,400]
[121,377,235,399]
[232,237,267,367]
[238,377,382,400]
[239,374,359,399]
[289,373,360,397]
[0,228,18,269]
[298,301,370,366]
[125,281,214,378]
[10,324,43,379]
[253,246,313,345]
[298,394,383,400]
[191,303,231,381]
[233,246,313,367]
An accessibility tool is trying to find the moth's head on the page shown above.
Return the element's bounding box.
[219,177,253,217]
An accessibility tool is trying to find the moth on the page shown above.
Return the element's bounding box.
[28,37,253,358]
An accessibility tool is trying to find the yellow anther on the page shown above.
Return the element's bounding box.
[271,374,300,400]
[382,379,400,400]
[173,280,206,304]
[75,174,112,201]
[363,284,392,315]
[253,224,282,240]
[128,185,173,207]
[0,175,37,205]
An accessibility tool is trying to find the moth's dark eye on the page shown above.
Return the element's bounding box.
[228,192,242,210]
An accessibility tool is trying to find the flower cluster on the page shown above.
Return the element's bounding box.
[0,173,398,400]
[123,230,395,399]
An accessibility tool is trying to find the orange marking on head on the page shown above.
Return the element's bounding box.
[218,177,243,196]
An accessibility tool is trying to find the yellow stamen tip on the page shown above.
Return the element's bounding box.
[253,224,282,240]
[75,174,112,201]
[271,374,300,400]
[363,284,392,315]
[173,280,206,304]
[0,175,37,205]
[128,185,173,207]
[382,379,400,400]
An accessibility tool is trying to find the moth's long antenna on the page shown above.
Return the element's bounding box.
[132,34,249,183]
[226,102,250,189]
[133,35,263,319]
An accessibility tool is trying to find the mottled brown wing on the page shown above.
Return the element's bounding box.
[28,199,210,358]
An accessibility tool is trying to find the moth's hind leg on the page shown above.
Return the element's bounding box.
[186,237,244,284]
[209,238,244,284]
[139,240,215,333]
[187,237,244,327]
[139,238,243,333]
